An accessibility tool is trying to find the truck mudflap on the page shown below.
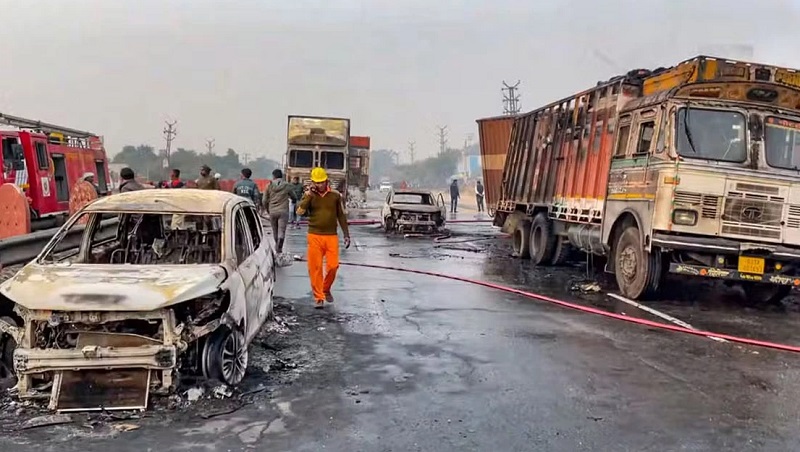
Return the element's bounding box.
[670,263,800,286]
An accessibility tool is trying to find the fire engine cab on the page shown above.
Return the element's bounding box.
[0,112,110,228]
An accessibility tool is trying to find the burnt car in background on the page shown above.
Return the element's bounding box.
[381,189,446,234]
[0,189,276,411]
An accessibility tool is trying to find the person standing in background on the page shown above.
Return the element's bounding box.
[232,168,261,205]
[475,180,485,213]
[262,169,292,253]
[119,167,145,192]
[449,178,460,213]
[170,169,185,188]
[288,176,304,229]
[197,165,220,190]
[295,167,351,309]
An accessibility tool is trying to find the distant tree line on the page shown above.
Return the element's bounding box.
[369,147,470,188]
[112,145,280,181]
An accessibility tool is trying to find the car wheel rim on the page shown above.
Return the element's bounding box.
[221,330,248,384]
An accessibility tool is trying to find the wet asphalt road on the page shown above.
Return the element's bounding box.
[5,198,800,451]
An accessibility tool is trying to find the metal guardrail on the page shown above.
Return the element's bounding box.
[0,218,119,267]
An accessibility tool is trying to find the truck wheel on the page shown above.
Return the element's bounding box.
[550,238,572,266]
[742,283,791,305]
[529,213,556,265]
[614,226,663,299]
[513,221,531,259]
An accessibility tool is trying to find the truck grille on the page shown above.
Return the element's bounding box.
[673,192,720,219]
[721,191,784,240]
[788,205,800,229]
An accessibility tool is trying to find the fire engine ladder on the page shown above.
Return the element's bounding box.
[0,111,96,138]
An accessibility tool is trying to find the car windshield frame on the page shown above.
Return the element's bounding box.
[38,211,225,265]
[764,116,800,171]
[675,107,748,163]
[392,193,433,205]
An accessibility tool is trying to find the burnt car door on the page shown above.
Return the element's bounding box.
[242,205,274,326]
[232,206,264,342]
[437,192,447,225]
[381,190,393,229]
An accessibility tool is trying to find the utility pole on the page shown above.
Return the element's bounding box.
[205,138,215,155]
[242,152,250,165]
[502,80,521,115]
[407,140,416,164]
[163,119,177,175]
[437,125,448,156]
[463,133,474,175]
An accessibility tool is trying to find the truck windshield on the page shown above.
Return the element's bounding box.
[765,116,800,170]
[320,151,344,170]
[289,149,313,168]
[676,108,747,163]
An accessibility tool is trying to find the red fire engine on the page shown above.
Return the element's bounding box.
[0,112,110,227]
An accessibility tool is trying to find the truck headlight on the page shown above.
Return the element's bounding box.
[672,209,698,226]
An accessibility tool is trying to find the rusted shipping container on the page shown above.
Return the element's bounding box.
[498,73,644,222]
[476,115,515,213]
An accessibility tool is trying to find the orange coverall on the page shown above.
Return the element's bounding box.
[296,187,350,302]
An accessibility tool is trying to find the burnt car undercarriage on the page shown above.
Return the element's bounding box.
[0,289,243,412]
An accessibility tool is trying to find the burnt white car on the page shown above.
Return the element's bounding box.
[381,189,447,234]
[0,189,276,411]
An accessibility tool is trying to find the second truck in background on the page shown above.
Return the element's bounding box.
[479,55,800,303]
[284,115,351,198]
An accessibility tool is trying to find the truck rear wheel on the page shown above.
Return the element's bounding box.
[512,221,531,259]
[529,213,557,265]
[614,226,663,299]
[742,283,791,305]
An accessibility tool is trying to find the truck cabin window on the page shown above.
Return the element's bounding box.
[289,149,314,168]
[320,151,345,170]
[676,108,746,163]
[765,117,800,170]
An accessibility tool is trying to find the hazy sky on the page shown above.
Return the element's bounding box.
[2,0,800,163]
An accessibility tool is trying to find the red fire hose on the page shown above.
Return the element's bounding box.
[296,219,492,226]
[292,255,800,354]
[336,262,800,353]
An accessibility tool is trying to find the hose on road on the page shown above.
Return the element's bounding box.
[298,258,800,354]
[296,218,493,226]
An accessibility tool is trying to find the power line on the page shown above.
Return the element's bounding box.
[407,140,416,164]
[163,119,177,172]
[502,80,521,115]
[436,125,448,156]
[205,138,215,155]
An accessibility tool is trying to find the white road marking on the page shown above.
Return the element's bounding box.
[607,293,728,343]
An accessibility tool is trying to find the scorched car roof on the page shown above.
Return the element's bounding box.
[84,189,244,214]
[392,189,433,196]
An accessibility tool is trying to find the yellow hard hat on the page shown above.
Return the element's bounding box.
[310,167,328,183]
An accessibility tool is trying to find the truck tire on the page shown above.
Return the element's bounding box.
[513,221,531,259]
[742,283,791,305]
[550,238,572,266]
[529,213,557,265]
[614,226,663,299]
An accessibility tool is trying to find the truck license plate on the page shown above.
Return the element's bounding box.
[738,256,765,275]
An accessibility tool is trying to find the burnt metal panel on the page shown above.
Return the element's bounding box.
[476,116,515,210]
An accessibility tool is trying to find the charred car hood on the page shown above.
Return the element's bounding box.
[0,264,227,312]
[389,204,441,213]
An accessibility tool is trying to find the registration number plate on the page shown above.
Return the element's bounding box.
[738,256,765,275]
